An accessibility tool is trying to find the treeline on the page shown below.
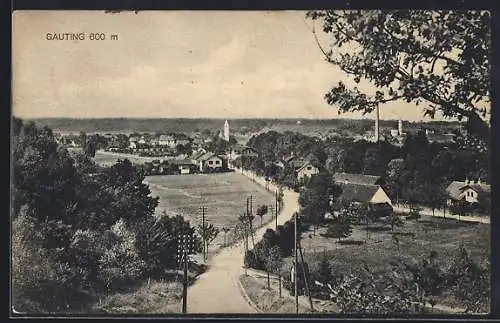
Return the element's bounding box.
[239,130,489,212]
[11,119,202,313]
[244,174,490,313]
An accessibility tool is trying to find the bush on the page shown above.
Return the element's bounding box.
[97,219,147,292]
[12,215,88,313]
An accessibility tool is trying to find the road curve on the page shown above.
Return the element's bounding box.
[186,168,299,314]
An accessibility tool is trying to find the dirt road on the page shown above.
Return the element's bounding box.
[186,168,299,313]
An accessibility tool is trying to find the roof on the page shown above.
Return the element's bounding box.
[446,180,491,200]
[191,150,206,160]
[333,172,381,185]
[158,135,175,141]
[297,161,317,173]
[289,158,307,169]
[333,183,381,209]
[169,159,195,166]
[198,152,217,161]
[427,133,455,143]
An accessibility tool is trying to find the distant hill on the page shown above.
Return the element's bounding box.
[25,117,463,136]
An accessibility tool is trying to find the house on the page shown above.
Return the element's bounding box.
[138,136,147,145]
[129,137,138,149]
[158,135,176,147]
[169,159,196,175]
[296,161,319,181]
[192,138,204,148]
[446,179,491,210]
[427,133,455,144]
[176,139,191,147]
[230,145,259,160]
[332,182,393,217]
[333,172,381,185]
[194,152,227,173]
[241,146,259,158]
[190,149,207,164]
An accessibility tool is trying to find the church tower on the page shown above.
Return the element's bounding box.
[223,119,230,142]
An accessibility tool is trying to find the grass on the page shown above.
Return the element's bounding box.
[91,280,182,314]
[287,215,490,312]
[239,275,310,313]
[93,150,161,166]
[145,172,275,250]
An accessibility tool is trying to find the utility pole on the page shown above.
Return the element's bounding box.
[294,212,298,314]
[275,190,279,229]
[200,206,207,262]
[248,198,256,250]
[177,233,193,314]
[249,195,253,215]
[298,239,314,313]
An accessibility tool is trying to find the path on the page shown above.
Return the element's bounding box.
[393,206,490,224]
[186,167,299,313]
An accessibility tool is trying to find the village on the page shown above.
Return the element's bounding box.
[53,116,490,221]
[12,10,491,318]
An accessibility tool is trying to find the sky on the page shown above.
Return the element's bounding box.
[13,10,466,121]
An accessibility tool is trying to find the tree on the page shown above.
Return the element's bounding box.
[388,212,404,232]
[97,159,159,227]
[307,10,490,143]
[197,223,219,261]
[315,252,333,285]
[78,131,87,147]
[423,181,448,216]
[265,246,283,290]
[395,250,445,311]
[256,205,268,226]
[447,245,490,313]
[325,217,352,242]
[83,136,98,158]
[298,171,333,234]
[384,158,405,203]
[134,214,202,276]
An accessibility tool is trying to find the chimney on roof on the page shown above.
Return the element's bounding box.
[465,177,469,185]
[478,177,481,185]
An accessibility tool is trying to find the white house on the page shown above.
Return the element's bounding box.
[194,152,226,172]
[158,135,176,147]
[129,137,138,149]
[296,161,319,181]
[446,179,491,208]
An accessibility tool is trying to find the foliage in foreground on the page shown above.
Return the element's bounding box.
[11,119,202,313]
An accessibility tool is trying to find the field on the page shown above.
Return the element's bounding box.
[284,215,490,312]
[93,150,160,166]
[145,172,275,250]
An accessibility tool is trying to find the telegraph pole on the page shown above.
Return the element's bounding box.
[249,195,253,215]
[200,206,207,262]
[298,240,314,313]
[294,212,298,314]
[275,190,279,229]
[177,233,193,314]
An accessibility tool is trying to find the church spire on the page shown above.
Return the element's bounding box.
[223,119,230,142]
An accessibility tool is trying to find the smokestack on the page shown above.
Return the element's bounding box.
[398,119,403,136]
[374,105,380,142]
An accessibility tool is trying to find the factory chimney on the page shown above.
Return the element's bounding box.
[374,105,380,143]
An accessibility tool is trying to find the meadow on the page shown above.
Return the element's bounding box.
[93,150,159,166]
[284,215,491,312]
[145,172,276,250]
